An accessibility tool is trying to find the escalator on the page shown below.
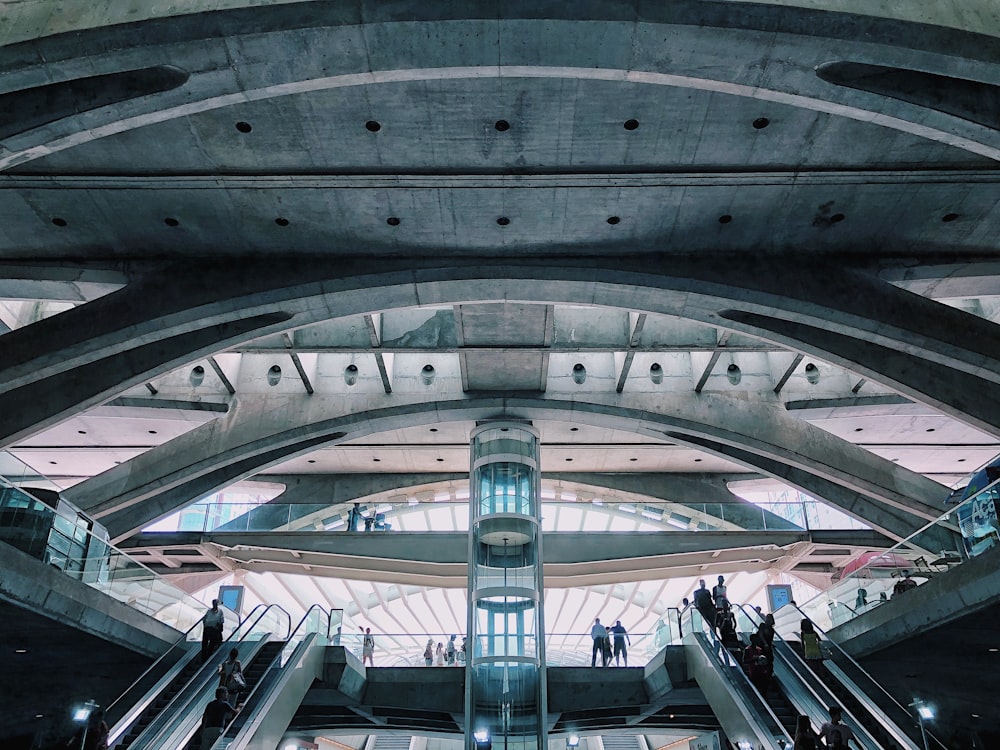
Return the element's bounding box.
[183,639,286,750]
[108,604,292,750]
[205,605,333,750]
[735,605,923,750]
[680,608,791,750]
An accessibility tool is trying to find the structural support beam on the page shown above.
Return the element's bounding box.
[62,392,946,542]
[4,256,998,450]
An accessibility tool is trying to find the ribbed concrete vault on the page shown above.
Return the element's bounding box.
[2,1,1000,747]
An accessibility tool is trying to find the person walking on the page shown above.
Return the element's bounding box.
[819,706,859,749]
[590,617,606,667]
[611,620,631,666]
[361,627,375,667]
[201,599,225,663]
[200,687,238,750]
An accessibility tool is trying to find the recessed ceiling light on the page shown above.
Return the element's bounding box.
[307,460,316,464]
[990,648,999,652]
[78,430,87,435]
[148,430,157,434]
[35,714,43,719]
[48,461,57,465]
[373,458,381,462]
[235,121,252,133]
[926,428,935,432]
[565,458,573,462]
[752,117,770,129]
[15,649,27,653]
[623,119,639,130]
[958,459,966,463]
[436,458,444,462]
[694,458,703,462]
[629,458,638,462]
[854,428,863,432]
[570,427,579,432]
[429,428,438,432]
[274,217,289,227]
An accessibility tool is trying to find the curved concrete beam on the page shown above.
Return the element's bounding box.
[1,0,997,44]
[62,393,944,543]
[2,4,1000,169]
[3,257,1000,448]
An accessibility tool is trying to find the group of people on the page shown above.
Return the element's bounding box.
[423,634,467,666]
[794,706,859,749]
[589,618,631,667]
[692,575,731,631]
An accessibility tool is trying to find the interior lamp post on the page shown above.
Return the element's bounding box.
[72,700,98,750]
[910,700,933,750]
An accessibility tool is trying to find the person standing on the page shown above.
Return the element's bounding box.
[435,641,445,666]
[362,627,375,667]
[423,639,434,666]
[201,599,225,663]
[446,634,457,665]
[819,706,859,749]
[800,618,822,664]
[693,580,716,631]
[756,613,776,659]
[793,715,819,750]
[218,648,245,707]
[611,620,631,666]
[590,617,606,667]
[712,575,729,613]
[200,687,238,750]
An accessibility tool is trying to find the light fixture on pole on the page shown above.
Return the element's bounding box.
[909,699,933,750]
[566,734,580,749]
[72,700,98,750]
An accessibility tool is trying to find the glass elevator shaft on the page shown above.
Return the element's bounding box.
[465,423,547,750]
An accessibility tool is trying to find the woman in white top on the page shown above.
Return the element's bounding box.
[435,642,445,666]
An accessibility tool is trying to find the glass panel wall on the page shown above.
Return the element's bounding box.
[467,424,546,750]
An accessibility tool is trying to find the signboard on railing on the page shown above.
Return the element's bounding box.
[956,488,1000,557]
[690,731,721,750]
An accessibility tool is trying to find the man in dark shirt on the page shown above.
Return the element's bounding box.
[201,687,238,750]
[610,620,631,666]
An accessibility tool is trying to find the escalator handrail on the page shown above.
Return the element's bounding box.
[790,604,949,750]
[229,603,292,642]
[732,603,906,750]
[105,617,203,719]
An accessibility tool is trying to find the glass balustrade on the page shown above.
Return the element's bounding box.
[783,473,998,635]
[0,471,238,637]
[143,499,850,534]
